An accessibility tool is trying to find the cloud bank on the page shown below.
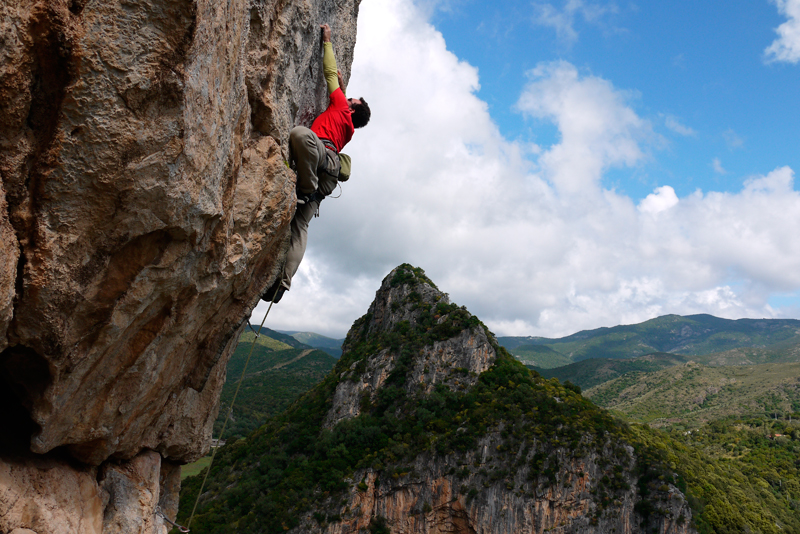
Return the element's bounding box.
[255,0,800,339]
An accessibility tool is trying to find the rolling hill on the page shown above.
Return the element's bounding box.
[507,343,571,368]
[534,352,691,390]
[279,330,344,358]
[585,361,800,428]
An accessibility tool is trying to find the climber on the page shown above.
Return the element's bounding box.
[263,23,371,304]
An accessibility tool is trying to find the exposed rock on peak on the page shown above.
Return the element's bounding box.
[326,264,496,428]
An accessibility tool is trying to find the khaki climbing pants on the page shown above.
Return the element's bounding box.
[289,126,327,195]
[280,198,320,291]
[280,127,339,290]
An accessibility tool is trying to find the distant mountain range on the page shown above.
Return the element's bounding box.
[499,314,800,368]
[521,314,800,429]
[277,329,344,358]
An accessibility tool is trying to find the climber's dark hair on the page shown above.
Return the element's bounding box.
[352,97,370,129]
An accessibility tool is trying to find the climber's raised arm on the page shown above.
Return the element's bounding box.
[320,24,339,95]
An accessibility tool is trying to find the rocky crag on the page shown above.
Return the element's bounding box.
[181,265,696,534]
[0,0,360,531]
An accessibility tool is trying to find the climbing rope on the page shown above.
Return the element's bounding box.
[185,283,284,531]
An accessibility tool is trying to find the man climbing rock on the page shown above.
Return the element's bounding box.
[264,23,370,304]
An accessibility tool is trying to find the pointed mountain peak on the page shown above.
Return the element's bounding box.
[326,264,496,428]
[356,263,448,339]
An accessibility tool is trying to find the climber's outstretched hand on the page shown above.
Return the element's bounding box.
[320,24,331,43]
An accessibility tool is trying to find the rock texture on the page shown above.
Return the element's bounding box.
[312,446,694,534]
[0,449,180,534]
[0,0,361,531]
[303,443,693,534]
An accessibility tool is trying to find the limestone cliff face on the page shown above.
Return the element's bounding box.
[302,443,693,534]
[0,0,360,531]
[287,266,696,534]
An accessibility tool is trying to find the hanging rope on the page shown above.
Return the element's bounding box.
[185,283,283,531]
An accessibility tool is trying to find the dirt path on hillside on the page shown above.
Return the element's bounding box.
[267,349,314,371]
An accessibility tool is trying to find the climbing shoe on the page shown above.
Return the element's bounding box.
[296,191,324,205]
[262,279,286,304]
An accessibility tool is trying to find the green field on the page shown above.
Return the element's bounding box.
[181,456,212,480]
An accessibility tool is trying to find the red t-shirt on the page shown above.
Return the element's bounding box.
[310,88,354,152]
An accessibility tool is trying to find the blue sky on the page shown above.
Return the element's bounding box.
[430,0,800,200]
[255,0,800,339]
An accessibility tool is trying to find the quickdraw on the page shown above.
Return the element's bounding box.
[156,506,190,533]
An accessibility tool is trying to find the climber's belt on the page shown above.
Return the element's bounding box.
[320,138,338,154]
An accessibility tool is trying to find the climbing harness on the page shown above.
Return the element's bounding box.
[156,506,190,533]
[185,282,284,530]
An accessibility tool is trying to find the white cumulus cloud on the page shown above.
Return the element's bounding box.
[516,61,653,194]
[765,0,800,64]
[639,186,679,214]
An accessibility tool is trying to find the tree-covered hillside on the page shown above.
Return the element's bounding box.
[213,330,337,440]
[630,417,800,534]
[585,361,800,429]
[535,353,691,390]
[509,343,571,368]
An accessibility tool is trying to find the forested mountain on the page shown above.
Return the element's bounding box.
[179,265,702,534]
[499,314,800,367]
[176,266,800,534]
